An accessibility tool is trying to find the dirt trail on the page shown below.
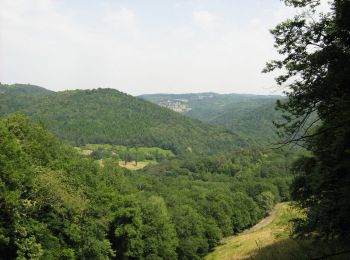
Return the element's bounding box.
[205,203,289,260]
[243,203,284,233]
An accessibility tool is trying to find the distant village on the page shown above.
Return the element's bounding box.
[158,99,192,113]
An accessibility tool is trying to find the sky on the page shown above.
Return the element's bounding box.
[0,0,309,95]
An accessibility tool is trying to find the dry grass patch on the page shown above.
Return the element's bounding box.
[205,203,301,260]
[118,160,156,170]
[205,203,349,260]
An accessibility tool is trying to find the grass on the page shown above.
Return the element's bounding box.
[118,160,156,170]
[74,147,92,155]
[75,144,173,170]
[97,159,156,170]
[79,144,175,158]
[205,203,297,260]
[205,203,349,260]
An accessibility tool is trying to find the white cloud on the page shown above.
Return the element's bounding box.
[249,18,261,27]
[170,26,194,41]
[192,10,215,30]
[104,7,136,30]
[0,0,289,95]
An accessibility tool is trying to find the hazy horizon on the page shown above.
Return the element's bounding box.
[2,81,286,97]
[0,0,328,96]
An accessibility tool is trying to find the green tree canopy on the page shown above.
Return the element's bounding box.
[264,0,350,241]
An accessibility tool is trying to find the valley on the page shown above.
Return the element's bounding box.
[1,0,349,258]
[0,83,296,259]
[140,93,284,143]
[0,83,348,259]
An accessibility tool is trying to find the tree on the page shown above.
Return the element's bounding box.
[255,191,275,213]
[0,119,32,259]
[171,205,208,259]
[109,197,144,259]
[203,191,233,236]
[0,114,115,259]
[264,0,350,240]
[140,196,178,259]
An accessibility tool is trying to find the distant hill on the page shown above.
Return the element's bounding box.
[0,83,52,95]
[139,93,284,144]
[0,83,53,114]
[0,84,244,155]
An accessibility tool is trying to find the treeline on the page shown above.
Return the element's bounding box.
[79,144,175,162]
[0,114,293,259]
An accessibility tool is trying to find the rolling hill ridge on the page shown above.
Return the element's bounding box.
[0,84,244,155]
[140,93,284,143]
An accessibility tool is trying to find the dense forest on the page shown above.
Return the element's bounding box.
[0,84,244,155]
[140,93,283,144]
[0,114,293,259]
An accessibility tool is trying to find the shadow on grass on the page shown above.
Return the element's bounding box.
[249,238,350,260]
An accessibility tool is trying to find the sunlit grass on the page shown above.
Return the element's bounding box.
[205,203,349,260]
[118,160,157,170]
[205,203,303,260]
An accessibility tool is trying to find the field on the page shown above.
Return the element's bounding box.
[205,203,348,260]
[118,160,156,170]
[77,144,175,161]
[75,144,174,171]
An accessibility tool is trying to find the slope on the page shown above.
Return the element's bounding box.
[0,85,244,155]
[139,93,284,143]
[211,101,283,144]
[0,83,53,114]
[0,83,52,95]
[205,203,347,260]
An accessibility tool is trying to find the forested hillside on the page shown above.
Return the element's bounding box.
[0,114,294,259]
[0,83,51,95]
[139,93,283,143]
[0,83,52,113]
[0,84,244,155]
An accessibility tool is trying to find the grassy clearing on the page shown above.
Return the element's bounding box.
[74,147,92,155]
[75,144,172,170]
[205,203,296,260]
[80,144,175,158]
[76,144,175,167]
[205,203,348,260]
[97,159,156,170]
[118,160,156,170]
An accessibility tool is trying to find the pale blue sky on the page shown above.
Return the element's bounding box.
[0,0,304,95]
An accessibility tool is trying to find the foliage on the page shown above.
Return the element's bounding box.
[0,114,119,259]
[0,114,295,259]
[79,144,175,162]
[140,93,284,144]
[123,147,295,258]
[0,85,244,155]
[264,0,350,242]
